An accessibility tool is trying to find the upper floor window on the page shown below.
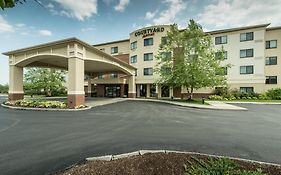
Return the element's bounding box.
[240,65,254,74]
[110,73,118,78]
[240,32,254,42]
[144,38,153,46]
[131,41,137,50]
[161,37,169,45]
[100,48,105,52]
[144,53,153,61]
[240,87,254,93]
[240,49,254,58]
[215,36,227,45]
[130,55,137,64]
[144,68,153,76]
[111,46,118,54]
[266,40,277,49]
[266,76,277,84]
[161,52,172,61]
[265,56,277,65]
[215,51,227,60]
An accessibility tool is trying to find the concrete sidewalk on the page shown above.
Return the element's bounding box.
[85,97,128,107]
[128,98,247,111]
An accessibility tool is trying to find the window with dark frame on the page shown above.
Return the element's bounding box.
[144,38,153,46]
[240,65,254,74]
[98,74,104,79]
[110,73,118,78]
[161,37,169,45]
[240,87,254,93]
[131,41,137,50]
[215,51,227,60]
[144,53,153,61]
[144,68,153,76]
[265,56,277,65]
[240,49,254,58]
[111,46,118,54]
[130,55,137,63]
[215,36,227,45]
[240,32,254,42]
[266,40,277,49]
[266,76,277,84]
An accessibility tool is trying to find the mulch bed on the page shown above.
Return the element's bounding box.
[55,153,281,175]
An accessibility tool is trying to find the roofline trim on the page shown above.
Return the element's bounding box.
[93,39,129,47]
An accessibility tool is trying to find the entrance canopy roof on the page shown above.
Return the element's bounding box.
[3,38,136,75]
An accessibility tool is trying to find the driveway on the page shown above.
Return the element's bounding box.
[0,99,280,175]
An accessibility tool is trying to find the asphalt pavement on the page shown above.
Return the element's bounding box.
[0,97,281,175]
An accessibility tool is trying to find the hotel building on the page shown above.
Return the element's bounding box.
[86,23,281,98]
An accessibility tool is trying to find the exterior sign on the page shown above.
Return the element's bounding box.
[135,27,165,38]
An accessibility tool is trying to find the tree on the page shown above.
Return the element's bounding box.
[24,68,66,97]
[156,19,229,100]
[0,84,9,93]
[1,0,42,10]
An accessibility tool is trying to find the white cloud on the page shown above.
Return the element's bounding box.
[81,27,94,32]
[38,30,52,36]
[103,0,114,5]
[114,0,130,12]
[153,0,186,25]
[198,0,281,29]
[16,23,25,27]
[145,11,157,20]
[0,15,14,33]
[46,3,54,9]
[54,0,98,21]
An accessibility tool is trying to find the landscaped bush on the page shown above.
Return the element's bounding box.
[184,157,266,175]
[4,99,68,109]
[266,88,281,100]
[209,95,223,100]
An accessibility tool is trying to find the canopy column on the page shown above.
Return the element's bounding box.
[128,75,136,98]
[8,65,24,101]
[67,57,85,108]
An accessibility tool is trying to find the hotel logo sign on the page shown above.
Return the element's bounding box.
[134,27,165,38]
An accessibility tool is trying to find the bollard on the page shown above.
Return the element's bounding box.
[202,97,205,104]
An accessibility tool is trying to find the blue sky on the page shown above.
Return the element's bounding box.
[1,0,281,84]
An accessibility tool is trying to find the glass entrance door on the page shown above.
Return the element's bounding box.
[105,85,121,97]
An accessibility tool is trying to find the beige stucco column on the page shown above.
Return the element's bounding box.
[157,84,161,98]
[87,78,92,97]
[8,65,24,101]
[169,87,173,98]
[146,84,150,97]
[128,75,136,98]
[67,57,85,108]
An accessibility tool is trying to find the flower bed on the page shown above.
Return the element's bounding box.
[3,99,86,109]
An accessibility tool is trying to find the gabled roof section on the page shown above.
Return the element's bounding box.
[266,26,281,31]
[93,39,129,47]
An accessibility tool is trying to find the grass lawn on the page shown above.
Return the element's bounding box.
[162,98,209,105]
[222,99,281,103]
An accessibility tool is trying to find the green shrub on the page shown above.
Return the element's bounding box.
[247,97,252,100]
[252,97,258,100]
[242,97,247,100]
[258,94,269,100]
[215,87,230,96]
[209,95,223,100]
[266,88,281,100]
[5,99,69,109]
[184,157,266,175]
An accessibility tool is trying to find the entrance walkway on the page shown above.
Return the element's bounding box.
[85,97,128,107]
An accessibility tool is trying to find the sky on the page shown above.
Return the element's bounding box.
[1,0,281,84]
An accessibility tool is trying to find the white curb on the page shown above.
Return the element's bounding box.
[86,150,281,167]
[1,103,92,111]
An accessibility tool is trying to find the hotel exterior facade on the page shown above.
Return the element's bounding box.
[86,23,281,98]
[3,23,281,107]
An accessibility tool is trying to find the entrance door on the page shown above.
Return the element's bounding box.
[161,85,170,97]
[139,84,147,97]
[105,85,121,97]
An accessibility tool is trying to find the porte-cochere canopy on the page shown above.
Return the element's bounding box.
[3,38,137,108]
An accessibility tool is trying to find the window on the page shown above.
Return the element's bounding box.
[223,67,228,75]
[111,47,118,54]
[144,38,153,46]
[215,36,227,45]
[240,32,254,42]
[144,68,153,76]
[98,74,104,79]
[265,56,277,65]
[161,52,172,61]
[266,76,277,84]
[130,55,137,64]
[110,73,118,78]
[266,40,277,49]
[240,66,254,74]
[131,41,137,50]
[240,87,254,93]
[216,67,228,75]
[240,49,254,58]
[215,51,227,60]
[161,37,169,45]
[100,48,105,52]
[144,53,153,61]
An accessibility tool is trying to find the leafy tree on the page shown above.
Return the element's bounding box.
[1,0,42,10]
[156,19,229,100]
[24,68,66,97]
[0,84,9,93]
